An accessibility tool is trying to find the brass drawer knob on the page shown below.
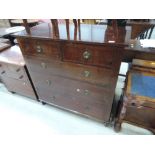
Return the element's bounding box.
[23,82,26,85]
[83,70,91,77]
[83,51,91,59]
[46,80,51,86]
[76,88,80,92]
[36,45,43,53]
[84,90,89,95]
[41,62,46,69]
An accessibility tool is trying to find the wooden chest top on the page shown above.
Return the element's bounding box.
[0,45,25,66]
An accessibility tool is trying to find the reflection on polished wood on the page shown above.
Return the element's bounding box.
[14,20,131,45]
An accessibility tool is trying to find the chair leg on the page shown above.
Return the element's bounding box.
[148,26,154,39]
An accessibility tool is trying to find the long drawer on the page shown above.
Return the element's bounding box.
[30,71,114,121]
[2,76,36,99]
[24,56,114,88]
[37,86,110,121]
[18,38,60,59]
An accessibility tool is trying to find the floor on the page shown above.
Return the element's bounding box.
[0,63,153,135]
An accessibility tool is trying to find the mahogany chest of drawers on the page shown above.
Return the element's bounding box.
[0,45,37,100]
[15,23,126,123]
[17,39,124,123]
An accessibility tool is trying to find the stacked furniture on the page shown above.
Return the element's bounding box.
[0,45,37,100]
[115,59,155,134]
[14,20,128,124]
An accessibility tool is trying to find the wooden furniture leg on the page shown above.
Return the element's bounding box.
[114,99,128,132]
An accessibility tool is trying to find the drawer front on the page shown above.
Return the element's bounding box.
[62,43,118,68]
[18,38,60,59]
[37,86,110,121]
[24,56,113,88]
[31,72,113,121]
[0,62,7,74]
[2,76,36,99]
[125,106,155,129]
[0,64,28,81]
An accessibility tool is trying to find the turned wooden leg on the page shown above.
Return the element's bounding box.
[114,121,122,132]
[114,99,128,132]
[41,101,46,105]
[150,129,155,135]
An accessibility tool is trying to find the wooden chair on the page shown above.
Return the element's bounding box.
[22,19,119,43]
[8,19,38,27]
[22,19,82,41]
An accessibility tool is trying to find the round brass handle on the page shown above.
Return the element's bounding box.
[84,90,89,95]
[41,62,46,69]
[83,70,91,77]
[23,82,26,85]
[46,80,51,86]
[83,51,91,59]
[36,45,43,53]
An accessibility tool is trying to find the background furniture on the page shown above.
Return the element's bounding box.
[115,59,155,134]
[8,19,39,27]
[0,26,25,45]
[0,45,37,100]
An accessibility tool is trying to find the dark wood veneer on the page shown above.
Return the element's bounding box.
[0,46,37,100]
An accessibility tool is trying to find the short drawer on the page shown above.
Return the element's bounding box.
[2,76,36,99]
[62,43,117,68]
[18,38,60,59]
[6,64,24,74]
[0,64,28,81]
[24,56,113,88]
